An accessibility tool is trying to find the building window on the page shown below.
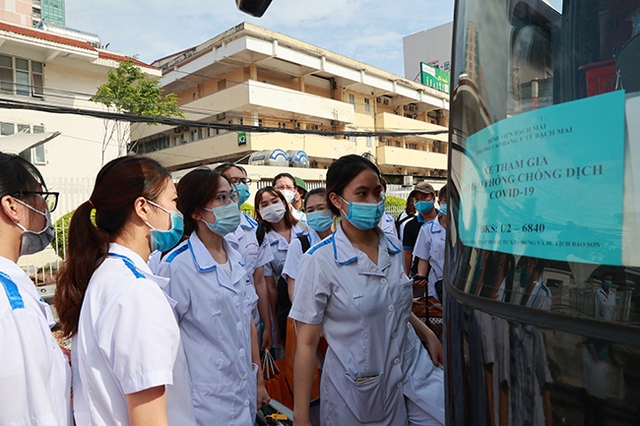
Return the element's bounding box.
[0,123,47,164]
[348,93,355,106]
[366,136,372,147]
[0,55,44,98]
[364,98,371,113]
[407,143,417,150]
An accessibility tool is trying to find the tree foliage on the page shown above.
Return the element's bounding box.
[92,58,183,118]
[91,57,184,160]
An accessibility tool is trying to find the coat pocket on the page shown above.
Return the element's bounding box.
[341,372,386,423]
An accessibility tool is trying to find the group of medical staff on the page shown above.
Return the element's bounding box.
[0,151,445,426]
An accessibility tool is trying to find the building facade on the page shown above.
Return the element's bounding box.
[403,22,453,81]
[133,23,450,187]
[0,0,64,28]
[0,21,158,218]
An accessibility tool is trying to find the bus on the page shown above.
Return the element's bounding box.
[446,0,640,424]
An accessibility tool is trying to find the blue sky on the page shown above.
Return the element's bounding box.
[66,0,455,78]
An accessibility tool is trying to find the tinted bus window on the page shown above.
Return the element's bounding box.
[447,0,640,423]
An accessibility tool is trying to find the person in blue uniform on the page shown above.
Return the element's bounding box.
[291,154,445,426]
[0,152,71,426]
[56,156,194,426]
[155,168,269,425]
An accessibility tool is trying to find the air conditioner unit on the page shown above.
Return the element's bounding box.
[216,113,226,121]
[380,137,388,142]
[409,105,417,112]
[383,98,390,105]
[433,141,440,147]
[376,97,382,103]
[403,105,409,111]
[330,120,339,126]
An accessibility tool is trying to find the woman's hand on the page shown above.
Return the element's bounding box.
[261,328,273,351]
[409,313,444,366]
[257,382,270,407]
[422,327,444,366]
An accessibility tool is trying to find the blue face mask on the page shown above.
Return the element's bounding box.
[340,194,386,231]
[145,200,184,252]
[415,200,435,214]
[603,280,613,289]
[439,203,447,215]
[202,203,241,236]
[306,210,333,232]
[233,183,251,206]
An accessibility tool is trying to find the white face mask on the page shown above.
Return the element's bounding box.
[260,202,286,223]
[280,189,297,204]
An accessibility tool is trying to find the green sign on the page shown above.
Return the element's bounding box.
[237,132,247,146]
[420,62,450,94]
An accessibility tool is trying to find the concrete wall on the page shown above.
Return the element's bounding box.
[403,22,453,81]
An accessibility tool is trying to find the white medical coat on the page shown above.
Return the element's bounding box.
[157,232,259,426]
[281,228,321,282]
[290,225,445,426]
[225,213,274,324]
[72,243,194,426]
[594,287,616,321]
[263,224,306,281]
[412,216,446,301]
[380,211,398,237]
[0,256,71,426]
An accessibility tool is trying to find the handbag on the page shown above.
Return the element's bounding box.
[274,317,320,409]
[263,350,286,404]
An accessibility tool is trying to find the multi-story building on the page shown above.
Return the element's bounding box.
[0,0,64,28]
[40,0,65,26]
[133,22,450,188]
[403,22,453,81]
[0,20,158,218]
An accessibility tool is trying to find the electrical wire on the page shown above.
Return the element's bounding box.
[0,97,449,138]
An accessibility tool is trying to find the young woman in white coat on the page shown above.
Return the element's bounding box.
[56,156,194,426]
[282,187,334,301]
[155,168,269,425]
[291,154,446,426]
[254,186,306,350]
[214,163,274,351]
[0,152,71,426]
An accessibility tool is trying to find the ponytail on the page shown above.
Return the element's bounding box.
[55,156,171,338]
[55,201,109,337]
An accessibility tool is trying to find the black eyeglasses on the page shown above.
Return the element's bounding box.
[15,191,59,212]
[228,177,252,185]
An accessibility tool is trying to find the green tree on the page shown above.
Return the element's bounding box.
[91,57,184,163]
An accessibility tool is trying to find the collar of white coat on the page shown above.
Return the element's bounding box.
[0,255,57,325]
[422,215,444,234]
[107,243,170,289]
[269,223,306,250]
[240,212,258,230]
[187,231,245,281]
[331,223,402,271]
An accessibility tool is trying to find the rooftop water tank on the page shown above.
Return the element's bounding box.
[248,149,290,167]
[286,150,309,168]
[37,21,101,48]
